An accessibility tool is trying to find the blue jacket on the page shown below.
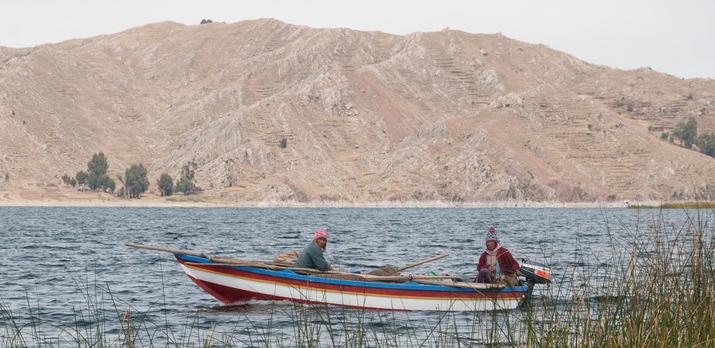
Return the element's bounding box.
[294,241,330,271]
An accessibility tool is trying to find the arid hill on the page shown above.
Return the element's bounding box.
[1,19,714,203]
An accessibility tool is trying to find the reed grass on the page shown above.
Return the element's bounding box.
[627,201,715,209]
[2,209,713,347]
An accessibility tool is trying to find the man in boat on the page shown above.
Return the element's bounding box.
[475,227,521,286]
[294,229,331,271]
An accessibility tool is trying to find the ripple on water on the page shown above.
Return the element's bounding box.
[0,207,698,340]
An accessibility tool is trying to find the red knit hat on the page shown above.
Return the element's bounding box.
[486,227,498,242]
[313,229,328,240]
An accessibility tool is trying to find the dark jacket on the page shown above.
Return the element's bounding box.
[294,241,330,271]
[477,247,520,275]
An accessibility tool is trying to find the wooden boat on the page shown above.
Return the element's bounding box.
[175,253,529,311]
[127,242,550,312]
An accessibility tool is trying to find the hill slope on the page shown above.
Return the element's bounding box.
[1,19,714,202]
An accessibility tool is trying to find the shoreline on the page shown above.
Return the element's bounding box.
[0,199,631,208]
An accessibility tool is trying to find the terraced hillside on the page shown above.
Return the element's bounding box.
[0,19,714,202]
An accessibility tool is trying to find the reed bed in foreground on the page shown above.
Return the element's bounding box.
[1,209,713,347]
[517,208,714,347]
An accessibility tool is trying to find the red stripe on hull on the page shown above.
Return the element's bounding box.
[187,274,255,304]
[187,275,407,310]
[182,262,524,301]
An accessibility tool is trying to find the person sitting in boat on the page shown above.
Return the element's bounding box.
[294,229,331,271]
[475,227,521,286]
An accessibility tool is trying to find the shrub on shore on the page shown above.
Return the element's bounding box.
[157,173,174,196]
[61,174,77,187]
[697,133,715,157]
[122,164,149,198]
[175,160,200,195]
[86,152,115,192]
[67,152,115,192]
[665,118,715,158]
[672,117,697,149]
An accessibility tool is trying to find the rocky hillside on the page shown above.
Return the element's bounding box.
[1,19,714,202]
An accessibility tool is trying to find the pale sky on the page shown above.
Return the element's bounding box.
[1,0,713,78]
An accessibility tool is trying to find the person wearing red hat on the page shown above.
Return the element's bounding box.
[294,229,331,271]
[475,227,521,285]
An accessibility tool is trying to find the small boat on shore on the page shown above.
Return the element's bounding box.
[128,242,551,312]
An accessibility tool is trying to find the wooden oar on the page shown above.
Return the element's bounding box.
[125,242,293,266]
[397,253,449,271]
[367,252,449,275]
[127,242,209,258]
[127,242,461,282]
[414,279,504,289]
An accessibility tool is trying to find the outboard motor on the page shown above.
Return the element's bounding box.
[520,259,553,307]
[520,259,553,284]
[519,259,553,308]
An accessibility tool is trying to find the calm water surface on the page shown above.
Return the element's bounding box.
[0,207,698,345]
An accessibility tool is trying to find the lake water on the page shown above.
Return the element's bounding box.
[0,207,702,346]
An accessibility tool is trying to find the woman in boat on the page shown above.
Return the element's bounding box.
[294,229,331,271]
[475,227,521,286]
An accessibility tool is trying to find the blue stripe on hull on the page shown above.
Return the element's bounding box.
[176,254,528,294]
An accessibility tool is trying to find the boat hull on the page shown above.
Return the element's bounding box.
[176,254,527,311]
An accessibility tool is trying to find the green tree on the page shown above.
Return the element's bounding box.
[157,173,174,196]
[75,171,88,187]
[87,152,111,190]
[88,152,108,177]
[175,160,199,195]
[697,133,715,158]
[124,164,149,198]
[62,174,77,187]
[103,176,116,193]
[672,118,698,149]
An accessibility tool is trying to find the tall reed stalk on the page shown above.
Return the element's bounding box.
[517,208,714,347]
